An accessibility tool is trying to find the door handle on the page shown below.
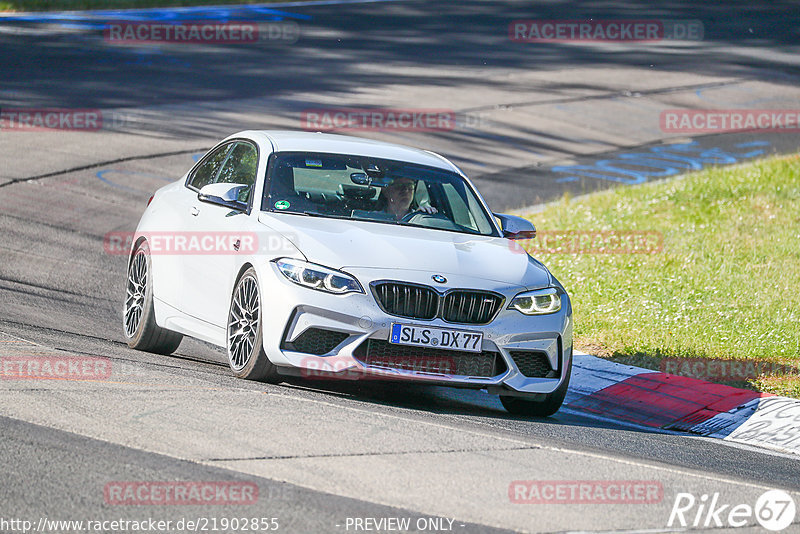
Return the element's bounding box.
[190,206,200,216]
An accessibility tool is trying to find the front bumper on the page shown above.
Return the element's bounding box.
[259,264,573,395]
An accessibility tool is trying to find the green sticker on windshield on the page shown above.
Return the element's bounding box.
[274,200,290,210]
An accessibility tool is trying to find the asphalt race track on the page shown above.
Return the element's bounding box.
[1,1,800,532]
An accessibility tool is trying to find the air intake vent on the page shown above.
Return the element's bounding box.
[508,350,557,378]
[354,339,505,377]
[282,328,349,356]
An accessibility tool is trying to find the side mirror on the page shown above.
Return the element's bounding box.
[494,213,537,240]
[198,183,249,212]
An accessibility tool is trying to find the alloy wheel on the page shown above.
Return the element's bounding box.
[124,250,147,338]
[228,275,260,371]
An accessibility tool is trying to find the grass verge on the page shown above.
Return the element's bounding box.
[0,0,287,12]
[519,154,800,397]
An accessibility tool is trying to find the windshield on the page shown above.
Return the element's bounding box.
[260,152,498,236]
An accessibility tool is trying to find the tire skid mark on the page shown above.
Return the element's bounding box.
[0,147,208,189]
[458,79,747,115]
[202,445,540,463]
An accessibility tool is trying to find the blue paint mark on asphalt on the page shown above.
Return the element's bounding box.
[552,140,769,184]
[735,141,770,148]
[0,6,311,23]
[695,84,760,103]
[0,4,311,30]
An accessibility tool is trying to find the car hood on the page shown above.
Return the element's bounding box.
[258,213,552,288]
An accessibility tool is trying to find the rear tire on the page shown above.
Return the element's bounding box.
[227,268,281,383]
[500,349,572,416]
[123,241,183,355]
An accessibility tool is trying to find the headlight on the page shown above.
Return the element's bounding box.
[275,258,363,294]
[509,287,561,315]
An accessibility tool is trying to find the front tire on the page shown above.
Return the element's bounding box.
[123,241,183,354]
[500,349,572,417]
[227,268,281,383]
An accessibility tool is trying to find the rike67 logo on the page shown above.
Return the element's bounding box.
[668,490,796,531]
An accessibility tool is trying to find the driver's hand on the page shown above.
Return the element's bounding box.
[417,205,438,214]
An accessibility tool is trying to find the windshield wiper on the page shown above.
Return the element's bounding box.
[269,209,349,220]
[301,211,354,221]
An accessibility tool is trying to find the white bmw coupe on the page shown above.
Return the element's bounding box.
[124,131,573,415]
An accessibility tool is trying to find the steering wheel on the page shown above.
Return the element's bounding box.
[400,210,449,224]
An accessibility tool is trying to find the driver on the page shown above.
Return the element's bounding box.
[378,177,438,220]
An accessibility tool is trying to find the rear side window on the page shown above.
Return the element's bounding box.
[188,143,233,190]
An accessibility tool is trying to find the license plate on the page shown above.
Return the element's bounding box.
[389,323,483,353]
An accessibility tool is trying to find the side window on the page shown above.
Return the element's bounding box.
[188,144,232,190]
[414,180,432,209]
[216,142,258,203]
[442,182,478,231]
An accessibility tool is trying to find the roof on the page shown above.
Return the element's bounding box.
[228,130,459,173]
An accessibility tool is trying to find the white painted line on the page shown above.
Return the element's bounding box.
[0,330,42,346]
[559,406,682,435]
[684,433,800,462]
[565,529,688,534]
[256,391,799,489]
